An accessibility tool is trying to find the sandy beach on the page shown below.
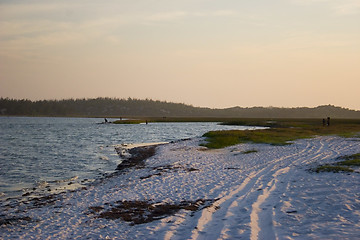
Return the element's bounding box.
[1,136,359,239]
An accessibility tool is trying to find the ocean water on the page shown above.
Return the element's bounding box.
[0,117,251,199]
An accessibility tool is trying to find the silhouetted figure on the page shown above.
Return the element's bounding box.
[327,117,330,126]
[104,118,108,123]
[146,120,148,125]
[323,118,326,126]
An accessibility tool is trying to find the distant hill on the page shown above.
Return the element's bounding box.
[1,97,360,119]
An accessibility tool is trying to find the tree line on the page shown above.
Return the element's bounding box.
[1,97,360,119]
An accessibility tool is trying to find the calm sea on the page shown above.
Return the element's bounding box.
[0,117,251,199]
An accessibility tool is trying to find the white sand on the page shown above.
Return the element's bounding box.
[1,136,359,239]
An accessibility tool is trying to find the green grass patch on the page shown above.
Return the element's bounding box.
[202,128,316,149]
[112,119,146,124]
[242,149,258,154]
[312,153,360,173]
[338,159,360,166]
[314,165,354,173]
[337,153,360,166]
[202,119,360,149]
[339,153,360,160]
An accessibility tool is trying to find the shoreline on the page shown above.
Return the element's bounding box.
[0,142,169,202]
[1,136,360,239]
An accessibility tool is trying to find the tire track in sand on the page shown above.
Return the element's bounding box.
[215,140,321,240]
[164,139,315,239]
[158,136,353,239]
[252,136,354,240]
[248,137,333,240]
[191,137,339,239]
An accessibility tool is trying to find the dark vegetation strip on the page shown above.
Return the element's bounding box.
[115,145,158,171]
[92,199,216,225]
[0,217,32,226]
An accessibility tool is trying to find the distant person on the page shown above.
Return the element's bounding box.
[323,118,326,126]
[104,118,108,123]
[327,117,330,126]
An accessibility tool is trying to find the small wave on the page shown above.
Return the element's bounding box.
[36,181,48,188]
[55,176,79,183]
[99,156,109,161]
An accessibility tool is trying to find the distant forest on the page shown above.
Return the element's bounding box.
[1,97,360,119]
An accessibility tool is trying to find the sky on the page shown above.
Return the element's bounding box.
[1,0,360,109]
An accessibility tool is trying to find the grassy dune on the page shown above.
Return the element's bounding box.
[202,119,360,149]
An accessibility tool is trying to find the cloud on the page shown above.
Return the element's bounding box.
[333,1,360,15]
[146,10,236,22]
[0,20,68,38]
[282,31,359,50]
[0,1,79,19]
[147,11,189,22]
[291,0,360,15]
[0,15,128,62]
[194,10,237,17]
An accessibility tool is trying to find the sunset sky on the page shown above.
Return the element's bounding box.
[1,0,359,109]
